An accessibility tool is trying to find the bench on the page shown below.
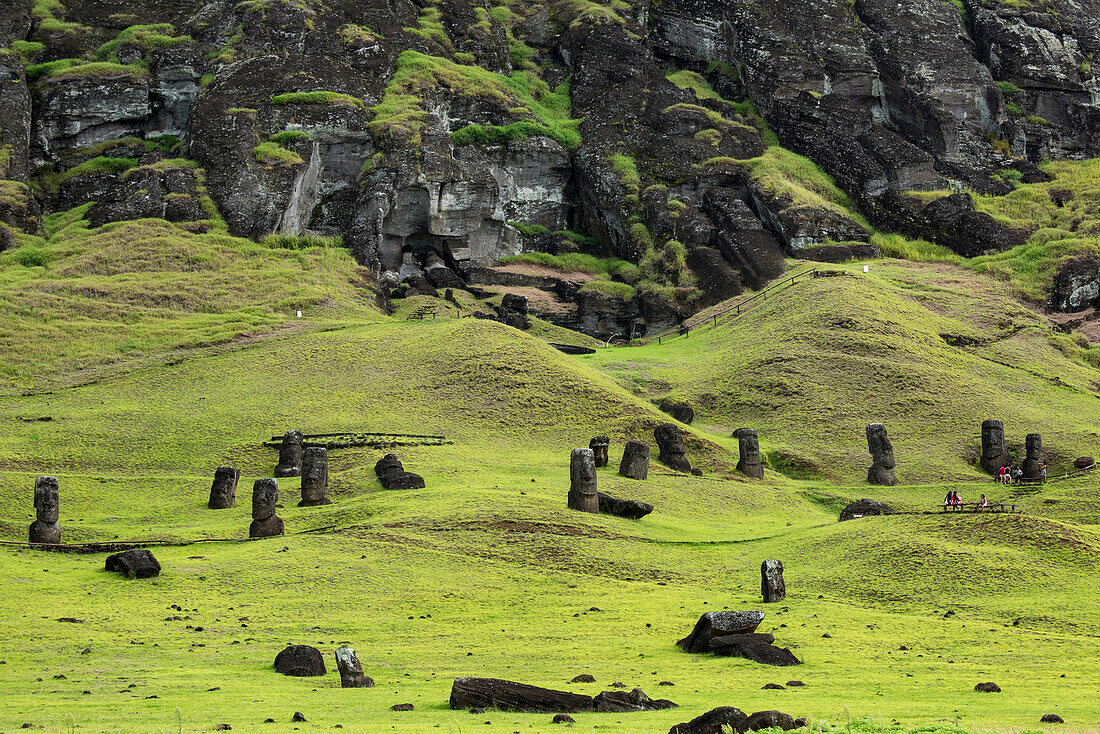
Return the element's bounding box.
[406,305,437,321]
[940,502,1016,513]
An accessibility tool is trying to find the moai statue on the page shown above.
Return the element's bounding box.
[299,447,332,506]
[208,466,240,509]
[865,423,897,486]
[589,436,610,468]
[1023,433,1044,479]
[761,559,786,603]
[979,420,1010,475]
[249,478,285,538]
[654,423,691,473]
[568,448,599,514]
[29,476,61,544]
[274,429,304,477]
[335,645,374,688]
[734,428,765,479]
[619,440,650,480]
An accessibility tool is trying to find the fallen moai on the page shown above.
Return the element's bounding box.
[374,454,426,490]
[275,645,326,676]
[598,491,654,519]
[669,707,801,734]
[839,498,895,522]
[678,610,801,666]
[105,549,161,578]
[449,677,675,713]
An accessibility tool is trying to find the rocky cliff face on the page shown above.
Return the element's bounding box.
[2,0,1100,334]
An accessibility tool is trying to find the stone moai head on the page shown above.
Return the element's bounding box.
[981,420,1004,458]
[300,447,329,504]
[1026,433,1042,459]
[275,429,304,477]
[34,476,59,523]
[208,466,239,509]
[252,478,279,521]
[654,424,686,455]
[589,436,610,468]
[619,440,650,480]
[866,423,895,470]
[734,428,760,464]
[570,448,597,492]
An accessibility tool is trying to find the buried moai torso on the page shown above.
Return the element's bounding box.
[865,423,897,486]
[208,466,240,509]
[654,424,692,473]
[761,559,786,603]
[29,476,61,544]
[734,428,764,479]
[589,436,610,468]
[299,447,332,506]
[619,440,650,480]
[979,419,1010,475]
[1023,433,1043,479]
[274,429,304,477]
[249,478,284,538]
[568,448,599,514]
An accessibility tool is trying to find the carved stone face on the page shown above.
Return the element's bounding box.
[981,420,1004,458]
[866,423,895,470]
[301,447,328,500]
[252,478,279,521]
[654,424,686,455]
[570,448,597,492]
[1025,433,1042,459]
[34,476,59,523]
[209,466,238,508]
[735,428,761,465]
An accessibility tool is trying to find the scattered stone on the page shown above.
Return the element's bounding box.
[741,710,798,731]
[501,293,529,314]
[374,454,426,490]
[105,549,161,579]
[589,436,610,468]
[292,711,307,722]
[29,476,61,544]
[659,400,695,425]
[264,718,275,723]
[597,492,654,520]
[865,423,897,486]
[468,707,487,714]
[762,683,785,690]
[334,645,373,688]
[794,718,808,727]
[709,634,801,666]
[390,704,414,711]
[822,633,832,638]
[786,681,805,687]
[1073,456,1094,470]
[1023,434,1044,480]
[659,681,674,686]
[249,479,284,538]
[215,725,231,731]
[299,447,332,506]
[668,706,748,734]
[1040,714,1064,724]
[618,440,650,480]
[275,430,304,477]
[980,420,1010,475]
[677,610,765,653]
[274,645,326,677]
[610,681,626,688]
[655,424,691,473]
[761,560,785,603]
[449,678,594,713]
[208,466,239,509]
[838,499,895,522]
[593,687,677,712]
[568,448,599,514]
[974,682,1001,692]
[570,674,595,683]
[552,714,575,724]
[733,428,764,479]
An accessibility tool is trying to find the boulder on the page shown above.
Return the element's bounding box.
[334,645,373,688]
[839,499,895,522]
[104,549,161,579]
[274,645,326,677]
[425,266,466,291]
[709,634,802,666]
[668,706,748,734]
[449,677,595,713]
[552,714,575,724]
[598,492,654,520]
[501,293,529,314]
[1074,457,1095,470]
[739,710,799,732]
[570,674,595,683]
[592,687,677,712]
[619,440,650,480]
[761,559,785,603]
[677,610,765,653]
[974,682,1001,692]
[1040,714,1064,724]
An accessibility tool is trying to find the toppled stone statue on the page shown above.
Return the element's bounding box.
[374,454,426,490]
[659,400,695,425]
[568,448,599,514]
[450,677,595,713]
[274,645,326,676]
[1074,456,1095,470]
[619,440,649,480]
[592,687,678,712]
[335,645,374,688]
[709,633,801,666]
[1023,433,1043,479]
[839,498,895,522]
[668,706,748,734]
[677,610,765,653]
[299,447,332,506]
[761,560,785,603]
[274,429,304,477]
[979,420,1010,475]
[208,466,239,509]
[865,423,897,486]
[589,436,610,468]
[734,428,764,479]
[655,424,691,473]
[501,293,529,314]
[598,492,654,520]
[29,476,61,544]
[249,479,284,538]
[105,549,161,578]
